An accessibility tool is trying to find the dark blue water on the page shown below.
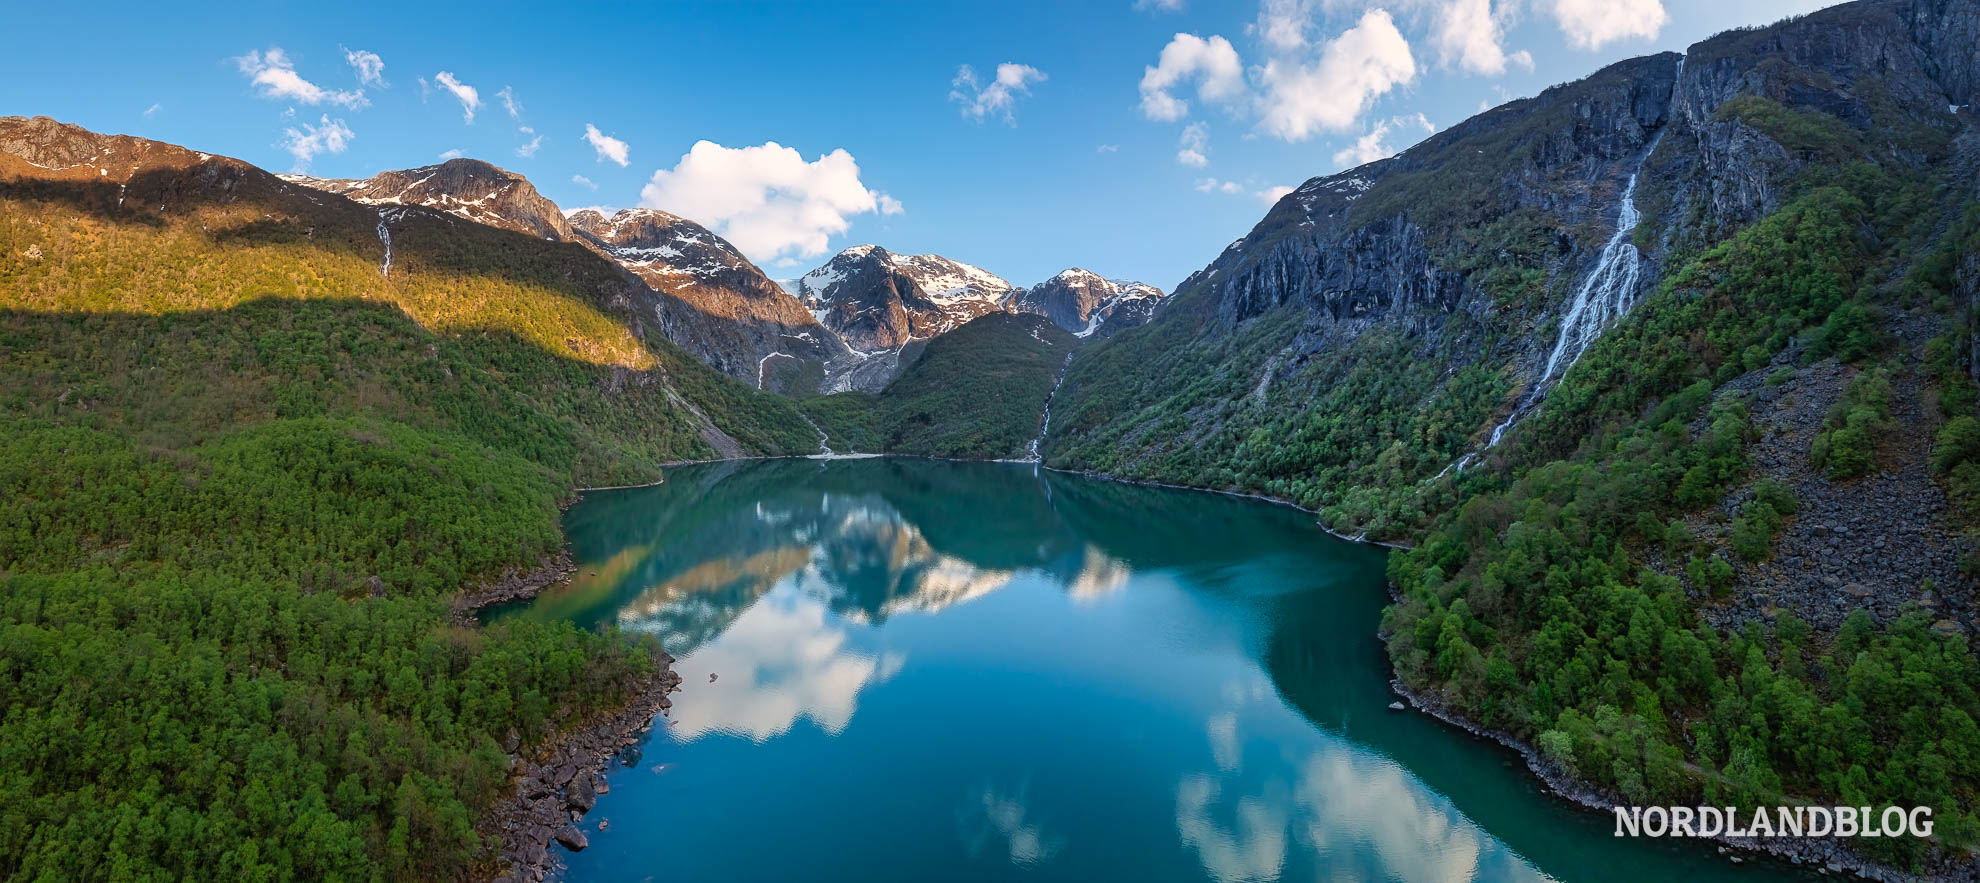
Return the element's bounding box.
[496,457,1810,882]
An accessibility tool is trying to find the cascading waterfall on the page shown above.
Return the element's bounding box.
[1025,353,1074,463]
[1464,149,1656,459]
[1439,58,1687,476]
[376,209,393,277]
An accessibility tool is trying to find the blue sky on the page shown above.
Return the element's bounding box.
[1,0,1838,289]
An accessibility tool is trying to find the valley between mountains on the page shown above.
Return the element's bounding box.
[3,0,1980,879]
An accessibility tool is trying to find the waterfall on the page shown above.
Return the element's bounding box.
[376,210,393,277]
[1026,353,1074,463]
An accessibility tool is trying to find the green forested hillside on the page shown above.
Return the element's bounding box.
[1045,4,1980,871]
[804,312,1076,459]
[1384,161,1980,867]
[0,140,817,879]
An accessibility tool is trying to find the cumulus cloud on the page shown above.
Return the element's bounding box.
[877,193,905,215]
[639,140,895,263]
[516,126,543,158]
[1139,33,1245,121]
[342,47,386,87]
[1332,112,1433,166]
[1176,122,1210,167]
[572,174,597,190]
[583,123,630,166]
[1253,0,1323,51]
[497,86,522,120]
[949,63,1047,125]
[235,48,368,110]
[1544,0,1666,49]
[1257,9,1416,140]
[438,148,464,159]
[281,114,352,170]
[1428,0,1531,74]
[1194,177,1244,193]
[433,71,479,123]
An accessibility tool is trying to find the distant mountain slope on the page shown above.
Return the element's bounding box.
[804,312,1076,459]
[567,207,852,393]
[1008,268,1166,338]
[283,156,849,393]
[796,244,1015,352]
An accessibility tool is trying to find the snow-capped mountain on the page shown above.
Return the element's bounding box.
[796,245,1016,352]
[1007,268,1167,338]
[567,208,850,383]
[280,158,574,242]
[285,161,848,391]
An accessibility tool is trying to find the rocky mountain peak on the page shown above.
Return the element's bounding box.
[284,157,573,241]
[1011,269,1167,338]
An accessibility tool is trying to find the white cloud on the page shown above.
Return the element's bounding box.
[1544,0,1666,49]
[583,123,630,166]
[877,193,905,215]
[1258,184,1296,204]
[572,174,598,190]
[496,86,522,120]
[235,48,367,110]
[1194,177,1245,193]
[1253,0,1322,51]
[1257,9,1416,141]
[1428,0,1532,75]
[434,71,479,123]
[439,148,464,160]
[342,47,386,88]
[1139,33,1245,121]
[1177,122,1210,166]
[1332,112,1433,166]
[949,63,1047,125]
[1096,143,1120,153]
[1135,0,1185,10]
[142,103,161,118]
[639,140,894,263]
[516,126,543,158]
[280,114,352,170]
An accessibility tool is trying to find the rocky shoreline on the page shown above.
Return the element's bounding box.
[481,662,683,883]
[453,551,578,620]
[1383,641,1977,881]
[452,536,684,882]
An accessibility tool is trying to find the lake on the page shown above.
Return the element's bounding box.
[494,457,1811,882]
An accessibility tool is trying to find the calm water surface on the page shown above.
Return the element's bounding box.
[497,458,1811,882]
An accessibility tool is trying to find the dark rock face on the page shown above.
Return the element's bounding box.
[1008,269,1166,337]
[796,244,1015,391]
[798,244,1014,352]
[1080,0,1977,444]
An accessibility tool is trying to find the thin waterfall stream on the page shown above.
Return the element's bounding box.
[1026,353,1074,462]
[1433,58,1686,480]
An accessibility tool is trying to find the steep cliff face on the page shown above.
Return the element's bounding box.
[1051,0,1977,517]
[1008,269,1166,338]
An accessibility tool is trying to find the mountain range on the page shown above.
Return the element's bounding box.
[282,158,1163,395]
[4,0,1980,878]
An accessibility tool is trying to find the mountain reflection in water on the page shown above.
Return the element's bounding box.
[494,458,1815,883]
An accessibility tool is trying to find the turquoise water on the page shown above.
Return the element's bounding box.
[497,458,1809,882]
